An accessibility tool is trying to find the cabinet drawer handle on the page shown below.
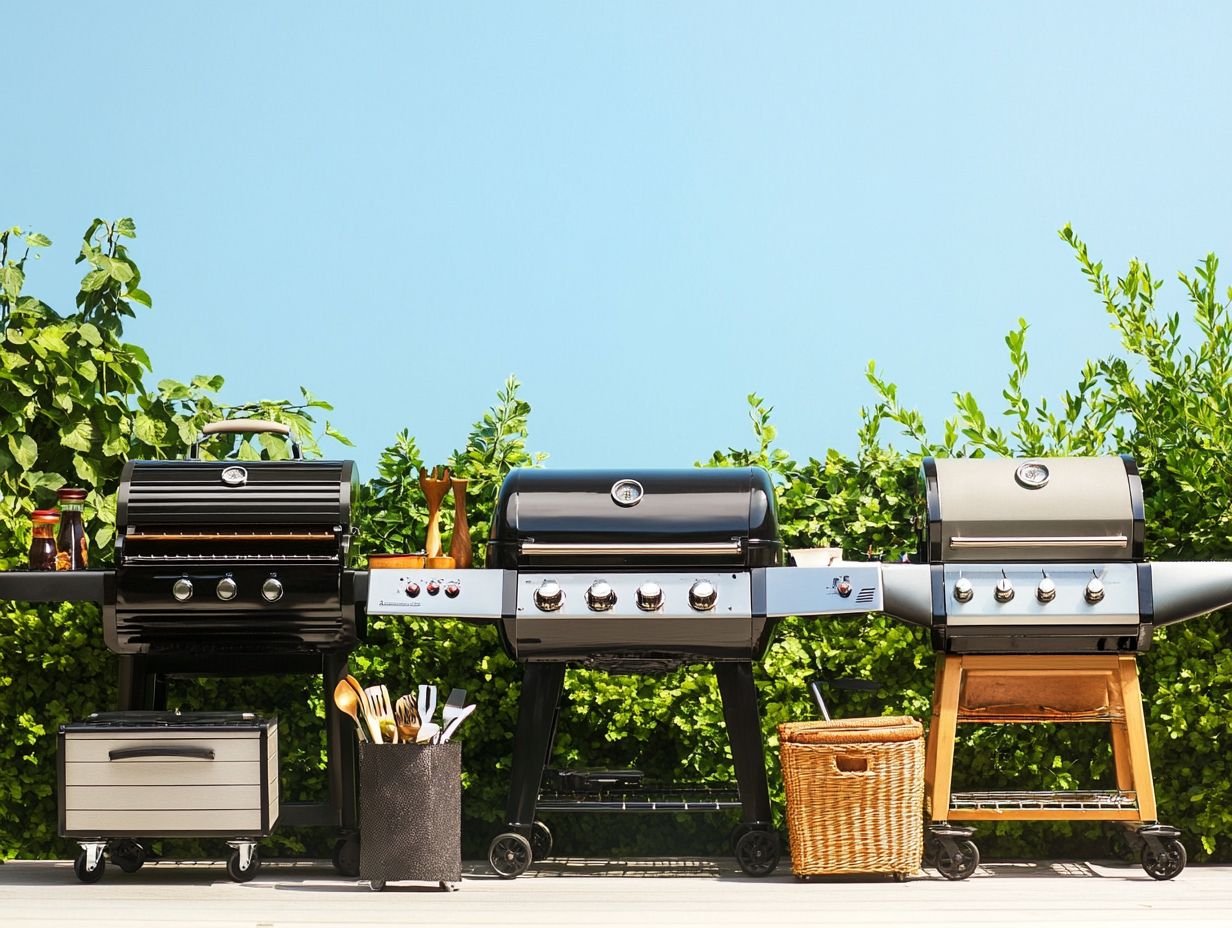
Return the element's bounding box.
[107,747,216,761]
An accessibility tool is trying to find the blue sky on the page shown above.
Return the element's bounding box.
[6,2,1231,475]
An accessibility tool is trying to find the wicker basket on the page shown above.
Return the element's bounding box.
[778,716,924,877]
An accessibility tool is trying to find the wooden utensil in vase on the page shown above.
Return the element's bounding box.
[449,476,472,568]
[418,466,451,559]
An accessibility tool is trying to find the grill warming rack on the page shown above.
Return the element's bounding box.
[537,783,743,813]
[948,790,1139,813]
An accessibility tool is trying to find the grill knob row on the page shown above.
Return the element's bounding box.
[532,580,718,612]
[172,577,285,602]
[951,576,1108,605]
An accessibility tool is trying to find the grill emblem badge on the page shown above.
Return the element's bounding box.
[611,479,644,507]
[1015,462,1050,489]
[221,466,248,487]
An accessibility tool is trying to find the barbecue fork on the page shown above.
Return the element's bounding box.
[365,685,398,744]
[395,693,421,743]
[418,466,452,559]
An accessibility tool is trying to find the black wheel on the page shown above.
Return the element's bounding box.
[74,851,105,883]
[734,829,780,877]
[530,820,554,860]
[368,879,386,892]
[332,836,360,877]
[935,839,979,881]
[226,849,259,883]
[1142,838,1186,881]
[110,839,145,874]
[489,832,533,879]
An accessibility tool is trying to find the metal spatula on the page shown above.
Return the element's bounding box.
[441,688,467,732]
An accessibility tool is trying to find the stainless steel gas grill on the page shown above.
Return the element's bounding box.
[366,467,882,878]
[879,455,1232,880]
[0,420,370,876]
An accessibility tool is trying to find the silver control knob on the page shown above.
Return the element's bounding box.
[534,580,564,612]
[993,577,1015,603]
[261,577,284,603]
[636,581,664,612]
[688,580,718,612]
[1085,577,1105,604]
[953,577,974,604]
[216,577,238,601]
[586,580,617,612]
[1036,577,1057,603]
[172,578,194,602]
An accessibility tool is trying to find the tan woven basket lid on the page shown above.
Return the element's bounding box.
[778,716,922,745]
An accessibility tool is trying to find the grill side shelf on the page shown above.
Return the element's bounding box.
[0,569,112,603]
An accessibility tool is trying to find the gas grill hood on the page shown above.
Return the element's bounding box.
[924,456,1143,563]
[488,468,780,569]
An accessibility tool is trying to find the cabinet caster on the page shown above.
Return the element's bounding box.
[489,832,533,879]
[734,828,780,877]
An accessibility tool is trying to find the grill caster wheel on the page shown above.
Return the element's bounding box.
[530,821,554,860]
[226,849,259,883]
[1142,839,1186,880]
[110,839,146,874]
[489,832,533,879]
[332,836,360,877]
[74,850,105,883]
[935,839,979,881]
[734,829,780,877]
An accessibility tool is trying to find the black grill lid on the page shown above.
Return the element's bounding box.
[118,460,356,528]
[488,467,780,568]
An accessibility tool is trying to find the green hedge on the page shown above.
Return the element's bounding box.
[1,221,1229,862]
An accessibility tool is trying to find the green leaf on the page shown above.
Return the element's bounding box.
[1,264,24,299]
[122,287,152,308]
[80,269,109,292]
[8,433,37,469]
[77,323,103,347]
[324,422,355,447]
[114,218,136,238]
[25,471,67,491]
[35,330,69,355]
[133,412,164,445]
[24,232,51,247]
[237,440,261,461]
[61,419,95,452]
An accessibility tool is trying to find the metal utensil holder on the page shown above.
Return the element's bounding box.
[359,742,462,891]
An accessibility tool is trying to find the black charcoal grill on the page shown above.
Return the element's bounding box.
[365,467,882,878]
[0,420,369,864]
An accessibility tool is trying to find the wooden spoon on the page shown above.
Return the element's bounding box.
[333,680,369,742]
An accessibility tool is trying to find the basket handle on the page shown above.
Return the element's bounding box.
[833,755,874,775]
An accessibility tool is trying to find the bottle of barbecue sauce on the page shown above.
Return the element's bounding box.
[55,487,89,570]
[28,510,60,570]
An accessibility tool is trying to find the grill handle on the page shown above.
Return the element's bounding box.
[189,419,302,460]
[108,746,216,762]
[948,535,1128,549]
[518,541,742,557]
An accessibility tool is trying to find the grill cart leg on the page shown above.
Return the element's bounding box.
[715,661,779,876]
[489,662,565,878]
[324,652,358,831]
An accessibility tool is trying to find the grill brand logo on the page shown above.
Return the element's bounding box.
[611,479,644,507]
[1015,462,1050,489]
[221,466,248,487]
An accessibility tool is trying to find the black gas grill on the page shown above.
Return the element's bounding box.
[366,466,882,878]
[0,420,369,857]
[108,456,360,655]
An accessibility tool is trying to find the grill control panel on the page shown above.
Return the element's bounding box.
[366,568,510,619]
[762,564,883,617]
[944,563,1139,625]
[517,573,753,620]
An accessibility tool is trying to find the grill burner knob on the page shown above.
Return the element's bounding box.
[993,577,1015,603]
[1085,577,1105,604]
[689,580,718,612]
[953,578,974,603]
[216,577,238,601]
[405,581,421,598]
[1036,577,1057,603]
[426,581,441,596]
[534,580,564,612]
[261,578,284,603]
[586,581,616,612]
[836,580,853,598]
[445,583,461,599]
[172,578,194,602]
[636,582,664,612]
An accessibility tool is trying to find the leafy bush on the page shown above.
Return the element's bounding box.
[1,220,1229,863]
